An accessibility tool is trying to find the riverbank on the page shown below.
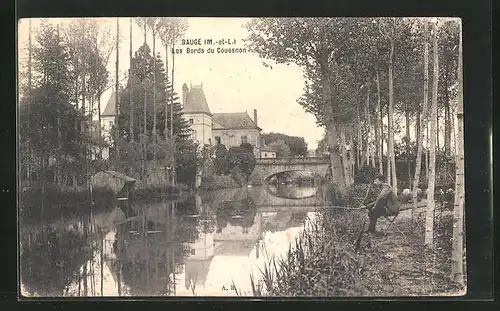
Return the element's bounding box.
[19,182,191,225]
[252,205,465,296]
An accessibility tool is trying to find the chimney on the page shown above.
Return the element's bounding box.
[182,83,189,107]
[253,109,258,127]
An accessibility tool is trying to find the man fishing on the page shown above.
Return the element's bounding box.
[361,174,401,236]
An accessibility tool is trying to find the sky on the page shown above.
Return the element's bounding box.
[17,17,324,150]
[17,17,462,151]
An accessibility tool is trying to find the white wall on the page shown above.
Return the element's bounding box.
[184,113,213,145]
[212,128,260,148]
[260,151,276,158]
[101,116,115,143]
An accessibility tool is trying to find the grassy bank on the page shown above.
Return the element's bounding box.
[19,182,188,224]
[249,203,464,297]
[198,175,241,191]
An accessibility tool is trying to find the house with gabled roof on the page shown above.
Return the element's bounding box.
[101,90,117,144]
[182,83,273,159]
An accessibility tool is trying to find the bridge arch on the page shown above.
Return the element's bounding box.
[249,157,330,185]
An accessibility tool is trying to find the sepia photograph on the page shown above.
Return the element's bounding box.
[17,17,465,297]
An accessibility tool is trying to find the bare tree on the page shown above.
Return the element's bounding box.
[146,18,161,167]
[129,18,134,142]
[115,18,120,170]
[412,20,430,221]
[425,19,440,247]
[451,19,464,286]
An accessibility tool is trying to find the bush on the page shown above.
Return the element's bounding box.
[353,165,379,184]
[253,209,375,297]
[199,175,240,191]
[134,183,179,203]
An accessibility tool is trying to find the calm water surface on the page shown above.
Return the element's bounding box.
[20,185,324,297]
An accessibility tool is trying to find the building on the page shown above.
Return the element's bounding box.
[260,144,277,158]
[182,83,270,158]
[101,90,117,143]
[100,84,277,159]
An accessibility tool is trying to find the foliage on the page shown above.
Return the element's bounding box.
[261,132,308,157]
[226,145,257,183]
[117,43,191,142]
[353,165,379,184]
[199,175,240,191]
[269,140,292,157]
[252,211,372,296]
[213,144,229,175]
[19,22,93,184]
[20,226,92,296]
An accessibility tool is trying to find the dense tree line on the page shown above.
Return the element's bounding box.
[261,132,308,157]
[246,17,463,283]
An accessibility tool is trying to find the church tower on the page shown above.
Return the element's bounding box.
[182,83,213,146]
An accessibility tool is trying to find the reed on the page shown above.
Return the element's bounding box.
[250,210,376,297]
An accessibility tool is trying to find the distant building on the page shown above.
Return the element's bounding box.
[101,90,117,144]
[182,83,267,158]
[260,144,277,158]
[100,84,273,159]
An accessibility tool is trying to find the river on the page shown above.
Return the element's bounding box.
[19,184,324,297]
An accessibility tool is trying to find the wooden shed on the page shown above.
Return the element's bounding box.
[92,170,137,217]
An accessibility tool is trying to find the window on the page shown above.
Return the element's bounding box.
[265,153,268,158]
[215,136,221,144]
[241,136,247,144]
[208,138,212,145]
[189,118,194,125]
[109,120,114,127]
[243,227,249,234]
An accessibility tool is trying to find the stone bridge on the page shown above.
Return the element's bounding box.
[249,157,330,185]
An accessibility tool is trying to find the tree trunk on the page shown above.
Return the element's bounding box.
[98,92,102,158]
[436,107,440,152]
[142,23,148,180]
[375,71,382,174]
[425,20,439,248]
[356,112,362,169]
[405,101,411,140]
[115,18,120,171]
[152,28,157,167]
[27,19,32,183]
[170,41,176,186]
[164,41,170,181]
[444,70,451,157]
[380,101,385,176]
[319,58,345,193]
[365,87,375,167]
[388,38,398,194]
[129,18,134,142]
[339,126,350,186]
[348,130,355,181]
[451,21,464,286]
[386,104,391,185]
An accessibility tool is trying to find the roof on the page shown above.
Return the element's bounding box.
[261,144,275,152]
[100,170,136,183]
[101,91,116,117]
[183,84,212,116]
[212,113,261,131]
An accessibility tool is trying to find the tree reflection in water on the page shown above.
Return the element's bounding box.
[20,225,92,296]
[115,199,206,296]
[215,197,257,233]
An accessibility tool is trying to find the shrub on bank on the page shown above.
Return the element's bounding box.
[199,175,240,191]
[251,208,376,297]
[134,182,180,203]
[20,182,184,224]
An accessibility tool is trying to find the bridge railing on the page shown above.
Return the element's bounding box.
[255,157,329,164]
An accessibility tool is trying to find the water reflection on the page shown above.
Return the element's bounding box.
[20,185,323,297]
[265,184,318,199]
